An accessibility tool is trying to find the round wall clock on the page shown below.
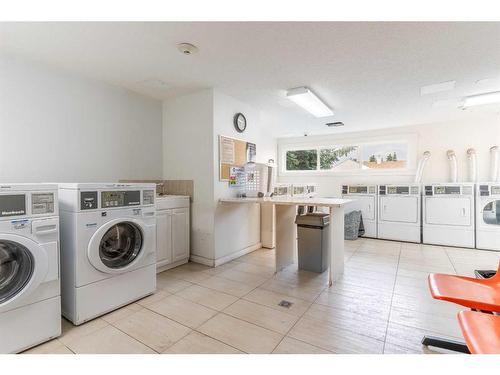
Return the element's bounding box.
[233,113,247,133]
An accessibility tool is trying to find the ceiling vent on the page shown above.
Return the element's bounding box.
[326,121,344,127]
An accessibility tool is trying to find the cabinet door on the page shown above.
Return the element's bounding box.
[156,209,172,264]
[172,208,190,263]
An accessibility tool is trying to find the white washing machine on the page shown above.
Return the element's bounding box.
[341,184,378,238]
[422,183,475,248]
[377,184,421,243]
[476,183,500,251]
[58,183,156,325]
[0,184,60,353]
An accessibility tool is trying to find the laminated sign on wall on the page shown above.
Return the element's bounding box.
[219,135,256,181]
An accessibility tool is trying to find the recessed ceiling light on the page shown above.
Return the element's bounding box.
[177,43,199,55]
[462,91,500,108]
[420,80,456,96]
[286,87,333,118]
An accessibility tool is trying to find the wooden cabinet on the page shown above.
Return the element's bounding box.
[155,196,190,272]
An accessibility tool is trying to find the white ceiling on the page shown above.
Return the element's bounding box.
[2,22,500,136]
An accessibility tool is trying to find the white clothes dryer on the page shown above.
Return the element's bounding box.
[0,184,60,353]
[422,183,475,248]
[341,184,378,238]
[476,183,500,251]
[377,184,421,243]
[58,183,156,325]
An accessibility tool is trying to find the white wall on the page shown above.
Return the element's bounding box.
[0,55,163,182]
[213,90,276,261]
[162,88,277,265]
[163,89,215,261]
[278,114,500,196]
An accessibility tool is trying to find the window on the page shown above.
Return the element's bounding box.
[320,146,359,171]
[361,142,408,170]
[286,149,317,171]
[281,137,413,174]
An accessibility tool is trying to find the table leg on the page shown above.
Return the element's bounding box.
[274,204,297,272]
[329,206,345,285]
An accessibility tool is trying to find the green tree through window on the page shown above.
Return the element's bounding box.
[286,150,317,170]
[320,146,358,170]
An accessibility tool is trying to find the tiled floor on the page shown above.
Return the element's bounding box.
[24,238,500,354]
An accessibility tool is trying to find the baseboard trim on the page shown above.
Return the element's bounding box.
[189,242,263,267]
[214,242,263,267]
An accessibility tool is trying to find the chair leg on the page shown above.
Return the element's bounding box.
[421,335,470,353]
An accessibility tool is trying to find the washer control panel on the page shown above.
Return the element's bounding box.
[81,191,98,210]
[101,190,140,208]
[143,190,155,205]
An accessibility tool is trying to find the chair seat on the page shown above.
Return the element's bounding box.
[428,265,500,312]
[458,311,500,354]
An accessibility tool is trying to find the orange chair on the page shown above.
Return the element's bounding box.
[458,311,500,354]
[421,261,500,353]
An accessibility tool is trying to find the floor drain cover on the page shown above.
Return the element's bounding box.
[278,300,293,308]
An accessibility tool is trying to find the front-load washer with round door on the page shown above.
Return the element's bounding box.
[422,183,475,248]
[0,184,60,353]
[58,183,156,325]
[377,184,421,243]
[341,184,378,238]
[476,183,500,251]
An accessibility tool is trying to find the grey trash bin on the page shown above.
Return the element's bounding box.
[295,213,330,273]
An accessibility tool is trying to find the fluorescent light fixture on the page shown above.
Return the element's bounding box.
[420,80,456,96]
[286,87,333,117]
[463,91,500,108]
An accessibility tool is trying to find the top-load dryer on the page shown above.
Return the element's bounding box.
[377,184,421,243]
[341,184,377,238]
[58,183,157,325]
[476,183,500,251]
[422,183,475,248]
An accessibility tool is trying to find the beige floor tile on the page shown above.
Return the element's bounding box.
[101,303,143,324]
[112,308,191,352]
[164,331,243,354]
[59,317,109,346]
[289,316,384,354]
[175,284,238,311]
[315,291,391,320]
[231,261,276,277]
[136,290,171,307]
[66,325,155,354]
[224,299,299,334]
[260,279,324,302]
[23,339,73,354]
[199,276,256,297]
[304,303,388,341]
[198,313,283,354]
[397,261,455,274]
[167,268,213,283]
[391,293,462,318]
[147,294,217,328]
[202,261,240,276]
[156,273,193,293]
[243,288,312,316]
[383,342,442,354]
[273,337,332,354]
[389,306,462,338]
[216,269,270,288]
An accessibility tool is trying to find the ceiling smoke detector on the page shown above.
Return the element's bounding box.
[326,121,344,127]
[177,43,199,55]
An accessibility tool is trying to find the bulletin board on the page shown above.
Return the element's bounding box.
[219,135,256,181]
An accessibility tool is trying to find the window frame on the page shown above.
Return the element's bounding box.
[278,133,418,177]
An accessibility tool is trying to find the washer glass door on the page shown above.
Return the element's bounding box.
[0,240,34,304]
[483,200,500,225]
[99,222,143,269]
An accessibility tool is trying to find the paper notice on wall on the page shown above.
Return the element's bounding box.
[229,166,245,187]
[220,136,235,164]
[246,142,256,163]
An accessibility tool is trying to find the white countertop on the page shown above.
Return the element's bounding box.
[219,196,352,207]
